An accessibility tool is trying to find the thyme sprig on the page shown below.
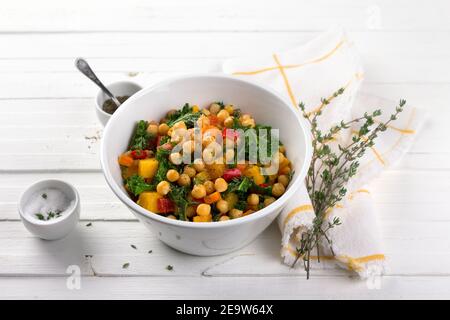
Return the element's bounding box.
[294,88,406,279]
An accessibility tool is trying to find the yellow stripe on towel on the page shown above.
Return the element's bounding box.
[232,39,346,77]
[273,54,298,107]
[283,204,314,227]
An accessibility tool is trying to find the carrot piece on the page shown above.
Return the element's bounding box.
[204,191,222,204]
[118,154,134,167]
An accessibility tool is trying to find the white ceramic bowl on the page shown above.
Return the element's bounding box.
[95,81,143,127]
[101,74,312,256]
[18,179,80,240]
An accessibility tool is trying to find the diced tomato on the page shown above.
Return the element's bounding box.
[222,128,240,141]
[222,168,242,182]
[259,183,269,188]
[208,115,219,126]
[130,149,148,159]
[159,142,173,151]
[157,198,175,213]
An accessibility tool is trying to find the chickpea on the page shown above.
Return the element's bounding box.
[177,173,191,187]
[202,135,216,147]
[225,149,235,163]
[278,175,289,187]
[184,166,197,178]
[229,208,243,219]
[247,193,259,206]
[224,104,234,115]
[166,169,180,182]
[202,108,211,116]
[280,166,291,175]
[241,114,251,120]
[197,114,210,128]
[197,203,211,216]
[171,128,187,143]
[158,123,170,135]
[272,183,286,197]
[203,147,215,164]
[156,181,170,196]
[182,140,194,154]
[167,215,177,220]
[217,109,230,123]
[172,121,187,131]
[214,178,228,192]
[216,200,229,214]
[193,159,205,172]
[224,116,234,128]
[186,206,196,219]
[191,184,207,199]
[146,123,158,136]
[241,118,255,128]
[169,152,182,165]
[264,197,276,207]
[209,103,221,115]
[204,180,215,194]
[219,215,230,222]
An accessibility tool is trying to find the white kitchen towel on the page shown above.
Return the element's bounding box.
[223,28,423,278]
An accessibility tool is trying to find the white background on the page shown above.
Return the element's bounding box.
[0,0,449,299]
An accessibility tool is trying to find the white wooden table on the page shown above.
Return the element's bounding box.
[0,0,449,299]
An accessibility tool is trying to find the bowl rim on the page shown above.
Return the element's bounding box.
[100,73,312,229]
[18,179,80,226]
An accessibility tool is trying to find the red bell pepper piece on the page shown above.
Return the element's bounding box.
[222,168,242,182]
[157,198,175,213]
[222,128,240,142]
[130,149,148,159]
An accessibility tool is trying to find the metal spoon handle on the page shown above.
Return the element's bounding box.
[75,57,121,107]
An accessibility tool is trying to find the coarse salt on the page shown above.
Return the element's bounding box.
[24,188,74,221]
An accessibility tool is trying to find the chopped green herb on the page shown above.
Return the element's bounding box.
[168,185,190,221]
[129,120,152,150]
[35,210,62,221]
[122,263,130,269]
[126,175,155,196]
[166,103,200,128]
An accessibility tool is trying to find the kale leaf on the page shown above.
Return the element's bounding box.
[126,175,155,196]
[129,120,152,150]
[166,103,201,128]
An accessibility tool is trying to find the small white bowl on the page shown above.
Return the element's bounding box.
[18,179,80,240]
[101,74,312,256]
[95,81,143,127]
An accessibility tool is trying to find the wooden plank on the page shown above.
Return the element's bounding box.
[0,221,449,278]
[1,275,450,299]
[0,32,448,65]
[0,0,448,32]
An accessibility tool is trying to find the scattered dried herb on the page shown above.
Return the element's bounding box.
[86,222,92,227]
[122,263,130,269]
[166,265,174,271]
[131,244,137,250]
